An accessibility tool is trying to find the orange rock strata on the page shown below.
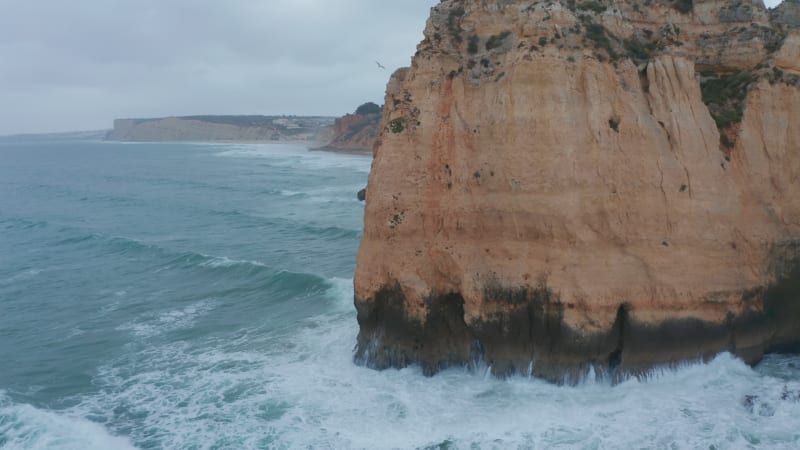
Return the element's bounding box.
[354,0,800,382]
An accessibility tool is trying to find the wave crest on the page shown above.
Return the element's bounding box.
[0,392,136,450]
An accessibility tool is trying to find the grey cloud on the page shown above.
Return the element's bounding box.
[0,0,439,134]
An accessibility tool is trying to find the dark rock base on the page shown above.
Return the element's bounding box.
[354,247,800,384]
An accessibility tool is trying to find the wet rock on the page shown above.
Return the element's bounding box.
[743,394,758,412]
[742,395,776,417]
[357,188,367,202]
[781,386,800,402]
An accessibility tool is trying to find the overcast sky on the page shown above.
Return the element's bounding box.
[0,0,786,135]
[0,0,439,135]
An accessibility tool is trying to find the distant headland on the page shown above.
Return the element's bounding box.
[313,102,383,155]
[105,105,383,155]
[105,115,335,144]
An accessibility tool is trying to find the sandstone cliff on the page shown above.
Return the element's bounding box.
[106,115,334,142]
[317,103,383,153]
[354,0,800,382]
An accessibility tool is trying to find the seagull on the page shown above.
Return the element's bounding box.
[375,61,386,70]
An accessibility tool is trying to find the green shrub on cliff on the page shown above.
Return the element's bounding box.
[447,7,466,42]
[720,132,735,149]
[577,1,607,13]
[389,118,406,134]
[486,31,512,51]
[673,0,693,14]
[700,71,756,129]
[623,38,661,61]
[700,70,757,149]
[584,23,618,60]
[468,35,480,54]
[355,102,382,115]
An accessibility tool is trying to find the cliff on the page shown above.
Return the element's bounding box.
[316,103,383,154]
[354,0,800,382]
[105,115,334,142]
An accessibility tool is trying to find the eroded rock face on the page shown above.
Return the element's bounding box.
[354,0,800,383]
[318,104,382,153]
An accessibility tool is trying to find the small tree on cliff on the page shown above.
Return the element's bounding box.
[355,102,383,115]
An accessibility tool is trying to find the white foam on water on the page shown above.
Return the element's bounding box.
[213,143,372,173]
[261,185,366,205]
[325,277,358,312]
[116,299,217,338]
[65,327,86,339]
[199,255,268,269]
[0,392,137,450]
[276,189,305,197]
[67,281,800,449]
[0,269,42,286]
[279,356,799,448]
[95,290,129,316]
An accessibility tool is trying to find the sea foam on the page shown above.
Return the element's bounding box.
[0,393,136,450]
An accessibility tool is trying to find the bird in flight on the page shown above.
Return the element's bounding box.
[375,61,386,70]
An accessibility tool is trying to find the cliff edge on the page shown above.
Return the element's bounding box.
[354,0,800,382]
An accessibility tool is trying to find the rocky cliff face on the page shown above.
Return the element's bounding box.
[317,104,383,153]
[354,0,800,382]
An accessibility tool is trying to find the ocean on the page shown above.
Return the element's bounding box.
[0,139,798,449]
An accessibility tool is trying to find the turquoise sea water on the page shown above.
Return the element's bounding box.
[0,139,799,449]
